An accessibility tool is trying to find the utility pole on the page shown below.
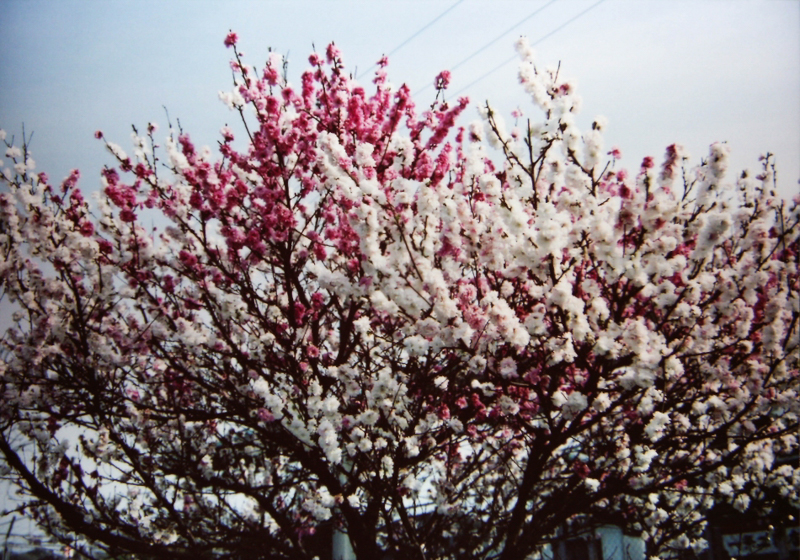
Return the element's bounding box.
[332,527,355,560]
[332,459,356,560]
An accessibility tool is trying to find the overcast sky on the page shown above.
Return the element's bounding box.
[1,0,798,200]
[0,0,799,547]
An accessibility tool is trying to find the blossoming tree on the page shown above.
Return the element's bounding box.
[1,34,798,560]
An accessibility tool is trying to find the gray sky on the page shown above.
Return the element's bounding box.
[0,0,799,547]
[1,0,798,199]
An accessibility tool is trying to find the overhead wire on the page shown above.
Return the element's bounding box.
[449,0,608,99]
[415,0,560,96]
[357,0,466,80]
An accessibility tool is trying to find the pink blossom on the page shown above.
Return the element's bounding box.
[224,31,238,48]
[325,43,341,63]
[434,70,451,90]
[78,220,94,237]
[178,250,198,268]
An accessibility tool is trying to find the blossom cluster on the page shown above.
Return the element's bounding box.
[0,35,797,560]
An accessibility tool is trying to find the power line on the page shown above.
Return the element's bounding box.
[357,0,466,80]
[418,0,560,97]
[452,0,560,72]
[448,0,608,99]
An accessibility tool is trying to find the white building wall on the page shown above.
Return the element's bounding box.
[593,525,646,560]
[596,525,625,560]
[622,533,646,560]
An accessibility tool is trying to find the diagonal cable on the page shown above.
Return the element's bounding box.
[414,0,559,96]
[441,0,608,100]
[451,0,560,73]
[358,0,466,79]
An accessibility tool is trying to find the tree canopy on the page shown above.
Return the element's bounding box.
[1,35,798,560]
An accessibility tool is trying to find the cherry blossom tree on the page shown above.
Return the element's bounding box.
[1,34,798,560]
